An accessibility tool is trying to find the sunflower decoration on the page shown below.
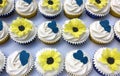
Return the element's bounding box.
[99,48,120,72]
[10,17,33,37]
[38,49,61,71]
[64,18,86,38]
[42,0,60,10]
[0,0,7,8]
[89,0,108,9]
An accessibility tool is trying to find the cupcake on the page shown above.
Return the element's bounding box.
[38,0,62,19]
[114,20,120,42]
[62,18,89,45]
[0,20,9,44]
[93,48,120,76]
[110,0,120,18]
[65,49,92,76]
[90,20,114,44]
[15,0,38,18]
[35,48,64,76]
[38,21,62,44]
[6,50,34,76]
[9,17,37,44]
[0,51,6,72]
[85,0,110,19]
[64,0,84,19]
[0,0,14,17]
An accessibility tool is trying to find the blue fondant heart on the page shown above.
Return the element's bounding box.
[75,0,83,6]
[0,20,3,31]
[73,50,88,64]
[48,21,59,33]
[100,20,111,32]
[19,50,30,66]
[24,0,32,4]
[81,56,88,64]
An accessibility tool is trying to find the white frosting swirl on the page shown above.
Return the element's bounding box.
[85,0,110,16]
[0,0,14,15]
[64,0,84,15]
[39,0,62,16]
[90,21,114,43]
[0,21,9,41]
[15,0,38,16]
[94,48,120,75]
[111,0,120,15]
[62,20,89,44]
[38,21,61,43]
[114,20,120,38]
[9,20,37,44]
[0,51,5,72]
[6,51,33,76]
[65,50,92,76]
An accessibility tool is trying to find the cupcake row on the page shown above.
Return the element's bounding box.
[0,0,120,19]
[0,47,120,76]
[0,18,120,45]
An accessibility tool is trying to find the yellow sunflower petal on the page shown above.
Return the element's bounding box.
[108,64,118,72]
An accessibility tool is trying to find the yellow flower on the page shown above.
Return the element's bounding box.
[89,0,108,9]
[42,0,60,10]
[99,48,120,72]
[38,49,61,71]
[64,18,86,38]
[0,0,7,8]
[10,18,32,37]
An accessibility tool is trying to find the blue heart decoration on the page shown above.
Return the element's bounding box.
[73,50,88,64]
[0,20,3,31]
[24,0,32,4]
[100,20,111,33]
[75,0,83,6]
[19,50,30,66]
[48,21,59,33]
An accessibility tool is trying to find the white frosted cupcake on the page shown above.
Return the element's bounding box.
[110,0,120,18]
[85,0,110,19]
[6,50,34,76]
[0,20,9,44]
[64,0,85,18]
[90,20,114,44]
[0,51,6,72]
[15,0,38,18]
[9,17,37,44]
[35,48,64,76]
[0,0,14,17]
[114,20,120,42]
[38,0,62,19]
[93,48,120,76]
[38,21,62,44]
[65,50,92,76]
[62,18,89,45]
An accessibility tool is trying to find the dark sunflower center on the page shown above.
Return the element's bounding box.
[47,57,54,64]
[73,27,78,32]
[0,0,3,4]
[107,57,114,64]
[48,0,53,5]
[95,0,101,4]
[18,25,25,31]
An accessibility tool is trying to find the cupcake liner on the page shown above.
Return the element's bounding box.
[16,10,38,19]
[90,34,114,45]
[0,9,15,18]
[0,52,6,73]
[110,8,120,18]
[35,48,64,76]
[41,12,61,19]
[114,33,120,42]
[64,10,82,19]
[0,35,9,44]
